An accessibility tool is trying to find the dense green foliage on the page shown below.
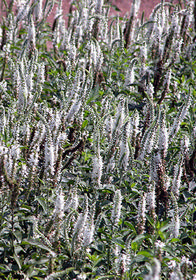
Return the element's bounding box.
[0,0,195,279]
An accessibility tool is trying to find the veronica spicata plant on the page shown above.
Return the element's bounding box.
[0,0,195,279]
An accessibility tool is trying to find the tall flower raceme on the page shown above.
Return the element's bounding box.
[169,93,191,142]
[52,4,64,51]
[155,240,165,262]
[161,13,177,63]
[68,43,77,70]
[181,134,190,158]
[33,217,54,252]
[158,107,168,159]
[21,121,30,149]
[140,43,147,76]
[28,16,36,50]
[64,189,79,213]
[18,61,28,110]
[36,111,55,177]
[37,62,45,85]
[139,85,155,148]
[91,0,104,39]
[80,6,88,30]
[92,148,103,188]
[60,28,69,52]
[180,11,192,49]
[44,133,55,177]
[0,105,6,133]
[144,258,161,280]
[148,2,176,39]
[109,16,124,52]
[125,64,135,87]
[0,80,7,100]
[3,14,15,53]
[66,70,80,102]
[150,149,169,218]
[27,146,40,184]
[146,83,155,121]
[72,194,89,253]
[91,40,103,73]
[82,6,94,39]
[168,260,184,280]
[171,192,180,238]
[76,273,87,280]
[4,144,20,180]
[169,270,183,280]
[120,252,129,275]
[74,25,83,48]
[7,58,19,97]
[173,37,184,62]
[44,271,68,280]
[138,111,159,161]
[73,195,88,237]
[55,120,67,154]
[9,54,43,110]
[34,0,43,22]
[83,207,95,248]
[104,115,113,142]
[106,154,116,184]
[147,182,157,223]
[111,189,122,226]
[26,66,34,94]
[113,98,125,134]
[66,98,82,123]
[113,244,121,273]
[53,188,65,220]
[15,0,30,22]
[130,109,140,147]
[29,121,46,152]
[124,0,141,48]
[180,256,193,279]
[159,69,171,104]
[137,192,146,234]
[171,155,183,199]
[157,4,168,36]
[123,236,132,272]
[22,54,39,94]
[95,0,103,14]
[45,109,63,144]
[119,121,130,171]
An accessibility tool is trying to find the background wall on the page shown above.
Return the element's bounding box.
[46,0,178,27]
[0,1,178,24]
[49,0,173,21]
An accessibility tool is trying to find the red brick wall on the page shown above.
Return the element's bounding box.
[47,0,178,26]
[0,0,179,24]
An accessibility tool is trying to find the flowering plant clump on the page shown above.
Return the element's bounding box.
[0,0,195,279]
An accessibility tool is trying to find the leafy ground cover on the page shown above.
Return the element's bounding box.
[0,0,196,279]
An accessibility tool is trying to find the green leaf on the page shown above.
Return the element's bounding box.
[137,251,153,258]
[35,197,48,213]
[132,234,145,243]
[81,119,88,129]
[22,239,55,256]
[131,242,138,251]
[95,276,116,279]
[124,221,136,232]
[13,254,22,270]
[163,246,176,256]
[170,238,180,243]
[112,238,125,248]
